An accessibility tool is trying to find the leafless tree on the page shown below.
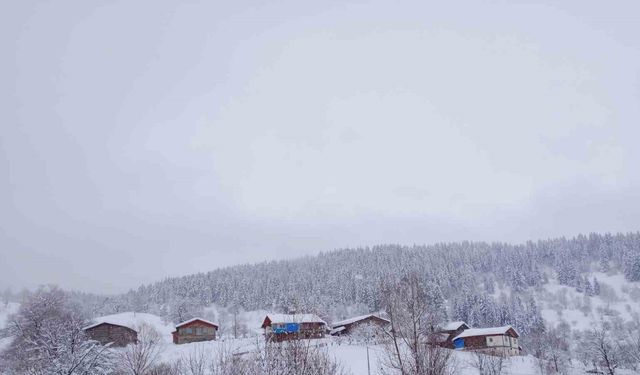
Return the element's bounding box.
[586,326,619,375]
[379,274,455,375]
[619,327,640,371]
[116,323,164,375]
[209,343,258,375]
[345,322,386,345]
[146,363,181,375]
[178,343,210,375]
[469,351,507,375]
[529,329,569,374]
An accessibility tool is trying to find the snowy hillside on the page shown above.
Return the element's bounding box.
[537,272,640,331]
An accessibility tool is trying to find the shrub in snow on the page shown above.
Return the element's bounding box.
[253,339,350,375]
[115,322,164,375]
[469,351,507,375]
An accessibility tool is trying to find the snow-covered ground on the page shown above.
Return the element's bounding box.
[130,336,638,375]
[1,308,639,374]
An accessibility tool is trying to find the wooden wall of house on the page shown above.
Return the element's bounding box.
[173,320,217,344]
[85,323,137,347]
[462,335,487,349]
[266,322,325,342]
[457,333,521,357]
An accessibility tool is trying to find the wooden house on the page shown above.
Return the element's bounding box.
[261,314,327,342]
[83,322,138,347]
[330,313,390,336]
[433,321,470,348]
[451,325,521,356]
[172,318,218,344]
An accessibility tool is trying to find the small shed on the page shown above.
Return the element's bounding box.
[172,318,218,344]
[83,322,138,347]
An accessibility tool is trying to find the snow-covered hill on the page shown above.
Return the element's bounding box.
[86,232,639,343]
[2,232,640,373]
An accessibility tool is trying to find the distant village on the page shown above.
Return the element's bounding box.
[83,312,522,357]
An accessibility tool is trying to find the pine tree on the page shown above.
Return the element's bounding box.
[593,278,601,295]
[625,257,640,282]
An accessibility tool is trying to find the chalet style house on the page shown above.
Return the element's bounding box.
[83,321,138,347]
[172,318,218,344]
[330,313,390,336]
[433,321,470,348]
[261,314,327,342]
[452,325,521,356]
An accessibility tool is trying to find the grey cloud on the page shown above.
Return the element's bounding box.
[1,0,639,293]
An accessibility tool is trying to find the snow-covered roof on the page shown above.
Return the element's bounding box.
[83,312,171,334]
[82,312,177,344]
[175,318,218,328]
[264,314,326,326]
[439,321,468,331]
[331,314,390,328]
[330,326,346,335]
[453,325,519,340]
[83,315,139,331]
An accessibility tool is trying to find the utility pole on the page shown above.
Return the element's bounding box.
[366,345,371,375]
[233,309,238,339]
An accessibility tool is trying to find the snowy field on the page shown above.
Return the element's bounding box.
[108,335,636,375]
[61,312,640,374]
[0,307,638,374]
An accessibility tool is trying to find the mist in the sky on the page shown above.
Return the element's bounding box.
[1,0,639,293]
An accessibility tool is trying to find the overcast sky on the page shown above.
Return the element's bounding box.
[1,0,639,294]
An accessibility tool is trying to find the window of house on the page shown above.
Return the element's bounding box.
[185,328,193,334]
[489,338,493,342]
